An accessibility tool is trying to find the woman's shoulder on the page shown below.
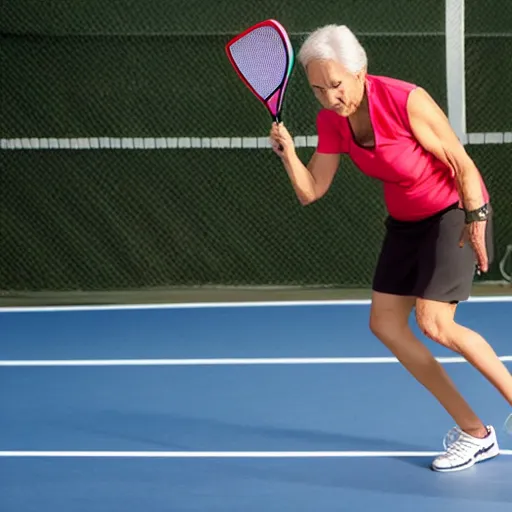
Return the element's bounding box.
[368,74,418,95]
[368,74,419,125]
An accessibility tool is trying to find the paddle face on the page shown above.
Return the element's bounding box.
[226,19,294,122]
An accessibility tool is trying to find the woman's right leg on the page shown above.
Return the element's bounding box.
[369,291,486,436]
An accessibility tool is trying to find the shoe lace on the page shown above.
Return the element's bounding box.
[445,434,481,459]
[442,427,486,460]
[443,426,461,450]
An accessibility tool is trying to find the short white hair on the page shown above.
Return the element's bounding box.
[298,25,367,73]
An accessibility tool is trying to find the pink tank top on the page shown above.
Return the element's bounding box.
[316,74,489,221]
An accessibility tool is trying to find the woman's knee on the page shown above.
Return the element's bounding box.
[369,312,387,340]
[369,311,395,340]
[415,299,459,351]
[369,291,415,341]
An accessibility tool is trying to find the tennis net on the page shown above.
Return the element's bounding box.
[1,0,510,292]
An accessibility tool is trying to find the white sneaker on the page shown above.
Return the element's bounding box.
[431,425,500,473]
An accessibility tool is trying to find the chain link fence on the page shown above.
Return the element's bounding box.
[1,0,510,293]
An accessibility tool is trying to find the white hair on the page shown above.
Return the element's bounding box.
[297,25,367,73]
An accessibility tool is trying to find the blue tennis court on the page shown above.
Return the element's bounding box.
[1,297,511,511]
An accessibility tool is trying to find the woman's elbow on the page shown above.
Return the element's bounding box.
[298,192,317,206]
[299,189,326,206]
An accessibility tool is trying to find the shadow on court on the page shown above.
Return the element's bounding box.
[208,456,512,504]
[41,411,512,503]
[48,410,434,452]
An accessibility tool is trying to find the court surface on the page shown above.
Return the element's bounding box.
[1,297,511,511]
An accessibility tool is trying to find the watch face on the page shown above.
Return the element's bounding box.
[466,204,489,223]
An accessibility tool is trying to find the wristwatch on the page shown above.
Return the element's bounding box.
[464,203,491,224]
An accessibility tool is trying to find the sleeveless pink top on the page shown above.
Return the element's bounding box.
[316,74,489,221]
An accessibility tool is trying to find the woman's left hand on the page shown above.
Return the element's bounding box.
[460,220,489,274]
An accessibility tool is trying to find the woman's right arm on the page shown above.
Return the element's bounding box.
[270,122,340,205]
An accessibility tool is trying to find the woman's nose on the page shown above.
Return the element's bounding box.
[326,88,341,107]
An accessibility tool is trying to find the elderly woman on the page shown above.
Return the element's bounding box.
[269,24,512,472]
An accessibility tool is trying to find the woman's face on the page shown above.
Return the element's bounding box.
[306,59,366,117]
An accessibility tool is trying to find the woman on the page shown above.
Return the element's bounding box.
[269,24,512,472]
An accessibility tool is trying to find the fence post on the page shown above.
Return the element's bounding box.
[445,0,467,144]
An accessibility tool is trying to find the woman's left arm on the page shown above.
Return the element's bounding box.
[406,87,491,272]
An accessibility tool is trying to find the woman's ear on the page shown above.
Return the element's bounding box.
[356,67,367,83]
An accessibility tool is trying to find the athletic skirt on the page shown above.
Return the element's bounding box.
[372,202,494,303]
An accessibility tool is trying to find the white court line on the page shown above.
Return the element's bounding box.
[1,295,511,314]
[1,450,511,458]
[0,299,371,313]
[1,356,512,367]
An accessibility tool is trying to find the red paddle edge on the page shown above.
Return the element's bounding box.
[225,19,292,121]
